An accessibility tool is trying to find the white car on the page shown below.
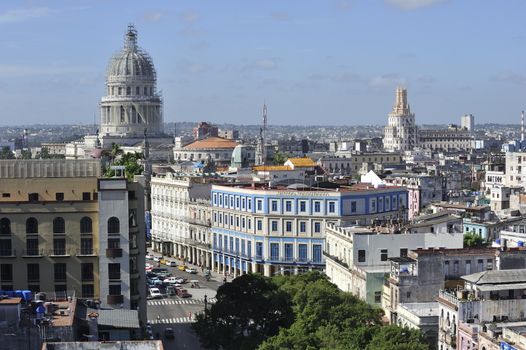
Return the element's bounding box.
[185,267,197,274]
[165,261,177,267]
[153,257,160,262]
[145,254,153,260]
[149,287,162,299]
[163,277,180,284]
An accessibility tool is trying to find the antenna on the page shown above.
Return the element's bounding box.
[521,110,524,143]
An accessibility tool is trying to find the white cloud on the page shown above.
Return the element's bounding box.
[369,74,406,88]
[386,0,446,10]
[143,11,162,22]
[0,7,52,23]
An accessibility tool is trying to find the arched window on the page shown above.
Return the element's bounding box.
[108,217,120,234]
[26,217,38,234]
[53,217,65,233]
[0,218,11,234]
[80,217,92,234]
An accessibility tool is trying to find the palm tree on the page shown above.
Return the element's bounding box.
[110,143,123,166]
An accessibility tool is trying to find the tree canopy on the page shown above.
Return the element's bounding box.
[0,146,14,159]
[194,272,429,350]
[464,232,485,248]
[104,151,144,182]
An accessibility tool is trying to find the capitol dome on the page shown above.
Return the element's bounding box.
[107,25,156,82]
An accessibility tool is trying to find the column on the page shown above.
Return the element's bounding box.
[263,264,271,277]
[206,252,211,269]
[251,262,257,274]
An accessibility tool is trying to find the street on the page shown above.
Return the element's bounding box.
[146,252,223,350]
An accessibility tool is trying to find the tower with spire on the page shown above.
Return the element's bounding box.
[383,87,418,152]
[255,104,267,166]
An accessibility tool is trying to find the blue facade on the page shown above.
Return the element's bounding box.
[210,185,407,275]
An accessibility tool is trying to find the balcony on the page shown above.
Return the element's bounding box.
[106,248,123,258]
[77,248,97,257]
[107,294,124,305]
[49,249,70,257]
[22,249,45,257]
[0,249,16,258]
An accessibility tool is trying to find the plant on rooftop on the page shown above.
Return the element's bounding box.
[463,232,485,248]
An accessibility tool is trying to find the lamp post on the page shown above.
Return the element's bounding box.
[204,294,208,321]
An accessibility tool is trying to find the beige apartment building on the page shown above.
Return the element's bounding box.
[0,159,146,322]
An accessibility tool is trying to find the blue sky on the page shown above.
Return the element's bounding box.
[1,0,526,126]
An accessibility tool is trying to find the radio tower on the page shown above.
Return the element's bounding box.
[521,110,525,143]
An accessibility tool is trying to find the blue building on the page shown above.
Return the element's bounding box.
[211,183,408,277]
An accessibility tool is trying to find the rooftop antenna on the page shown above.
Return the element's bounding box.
[521,110,524,143]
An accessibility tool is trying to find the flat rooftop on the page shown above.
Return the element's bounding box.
[399,302,439,317]
[213,182,403,193]
[42,341,164,350]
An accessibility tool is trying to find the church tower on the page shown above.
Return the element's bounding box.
[383,87,417,152]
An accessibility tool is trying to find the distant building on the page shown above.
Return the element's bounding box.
[384,87,418,152]
[317,152,403,177]
[173,136,239,167]
[218,129,239,140]
[418,125,474,152]
[193,122,219,140]
[460,114,475,132]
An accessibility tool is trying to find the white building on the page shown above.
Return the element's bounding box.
[150,174,213,269]
[324,222,464,305]
[384,87,418,152]
[460,114,475,132]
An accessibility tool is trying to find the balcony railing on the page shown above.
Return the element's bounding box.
[22,249,45,257]
[106,248,123,258]
[77,248,97,256]
[107,294,124,305]
[0,249,16,257]
[323,252,349,268]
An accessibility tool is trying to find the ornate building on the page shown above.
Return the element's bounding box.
[100,24,163,142]
[383,87,418,152]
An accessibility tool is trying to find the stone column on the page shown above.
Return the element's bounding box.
[206,252,211,269]
[263,264,271,277]
[251,262,257,274]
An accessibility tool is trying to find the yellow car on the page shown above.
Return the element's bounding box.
[178,265,188,271]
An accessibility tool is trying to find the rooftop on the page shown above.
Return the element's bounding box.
[286,157,317,167]
[399,302,439,317]
[183,136,238,150]
[213,182,403,193]
[42,341,164,350]
[84,308,140,329]
[463,269,526,285]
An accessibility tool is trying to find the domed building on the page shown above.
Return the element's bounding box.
[97,25,172,150]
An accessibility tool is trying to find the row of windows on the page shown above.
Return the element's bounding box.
[108,85,154,97]
[213,212,323,235]
[0,262,94,283]
[0,217,120,235]
[214,235,322,263]
[0,236,98,256]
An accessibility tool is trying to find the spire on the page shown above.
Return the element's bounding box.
[391,87,411,116]
[125,24,138,50]
[522,111,524,143]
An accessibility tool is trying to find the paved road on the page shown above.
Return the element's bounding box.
[146,252,224,350]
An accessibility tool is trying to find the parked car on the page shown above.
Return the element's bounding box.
[178,265,188,271]
[164,327,175,339]
[146,272,158,279]
[151,268,168,274]
[165,261,177,267]
[153,257,160,262]
[163,277,183,285]
[146,254,153,260]
[185,267,197,274]
[149,287,162,299]
[166,285,177,296]
[176,288,191,298]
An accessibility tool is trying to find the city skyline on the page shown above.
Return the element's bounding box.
[1,0,526,126]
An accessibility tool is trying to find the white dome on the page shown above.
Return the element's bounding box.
[107,25,156,82]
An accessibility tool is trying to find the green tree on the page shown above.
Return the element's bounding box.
[272,151,290,165]
[192,274,294,350]
[20,150,32,159]
[105,152,143,182]
[365,325,429,350]
[0,146,14,159]
[110,143,123,165]
[464,232,485,248]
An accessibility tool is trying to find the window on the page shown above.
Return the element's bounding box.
[270,243,279,260]
[374,291,382,303]
[256,242,263,258]
[285,243,293,261]
[300,221,306,233]
[454,261,459,273]
[80,217,92,233]
[285,201,292,212]
[129,209,137,227]
[27,263,39,282]
[314,201,321,213]
[0,218,11,235]
[0,240,11,257]
[0,264,13,282]
[28,193,39,202]
[247,199,252,211]
[328,201,336,213]
[55,192,64,201]
[241,197,246,210]
[82,284,94,298]
[406,291,411,299]
[381,249,388,261]
[299,244,307,262]
[257,199,263,211]
[108,217,120,234]
[54,263,67,282]
[81,238,93,255]
[108,263,121,280]
[247,241,252,257]
[213,194,217,205]
[400,248,408,258]
[358,250,366,262]
[314,222,321,233]
[235,238,240,253]
[2,193,10,198]
[236,197,240,208]
[313,245,322,263]
[26,238,39,255]
[53,238,66,255]
[271,200,278,212]
[285,221,292,232]
[82,263,94,281]
[219,195,223,206]
[53,217,65,233]
[241,217,245,228]
[248,218,252,230]
[236,216,240,227]
[271,221,278,232]
[109,284,121,296]
[26,217,38,234]
[108,238,120,249]
[299,201,306,212]
[487,259,493,270]
[229,237,234,252]
[371,199,376,211]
